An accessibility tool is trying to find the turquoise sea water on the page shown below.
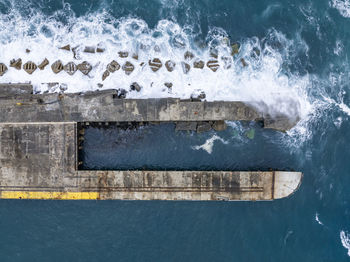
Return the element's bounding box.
[1,0,350,261]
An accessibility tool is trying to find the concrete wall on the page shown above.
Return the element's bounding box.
[0,89,296,131]
[0,122,302,200]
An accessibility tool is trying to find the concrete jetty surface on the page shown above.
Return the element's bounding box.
[0,84,302,200]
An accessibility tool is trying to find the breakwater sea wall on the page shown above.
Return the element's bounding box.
[0,84,302,200]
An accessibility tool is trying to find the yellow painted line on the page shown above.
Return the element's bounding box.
[0,191,99,200]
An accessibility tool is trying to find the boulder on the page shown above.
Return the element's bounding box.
[122,61,134,75]
[193,60,204,69]
[96,47,105,53]
[0,63,8,76]
[207,60,219,72]
[10,58,22,70]
[132,53,138,60]
[59,83,68,92]
[196,122,212,133]
[212,120,227,131]
[107,60,120,73]
[38,58,49,70]
[117,88,127,98]
[23,61,37,74]
[60,44,71,51]
[130,82,142,92]
[165,60,176,72]
[175,121,197,131]
[64,62,78,75]
[102,70,110,81]
[118,51,128,58]
[51,60,64,74]
[191,91,206,101]
[240,58,248,67]
[149,58,162,72]
[181,62,190,74]
[184,51,194,60]
[25,49,30,53]
[77,61,92,75]
[164,82,173,89]
[83,46,95,53]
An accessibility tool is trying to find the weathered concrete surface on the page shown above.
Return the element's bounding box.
[0,122,302,200]
[0,89,297,131]
[0,83,33,97]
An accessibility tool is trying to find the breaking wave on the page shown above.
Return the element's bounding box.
[0,0,347,147]
[192,135,228,154]
[340,230,350,256]
[331,0,350,17]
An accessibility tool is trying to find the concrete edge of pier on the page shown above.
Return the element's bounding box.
[0,84,303,201]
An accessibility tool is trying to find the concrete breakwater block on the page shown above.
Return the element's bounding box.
[23,61,37,74]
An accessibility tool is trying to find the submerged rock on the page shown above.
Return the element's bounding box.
[118,51,128,58]
[64,62,78,75]
[251,47,261,58]
[0,63,8,76]
[221,56,232,69]
[102,70,110,81]
[154,45,161,52]
[10,58,22,70]
[245,129,255,139]
[193,60,204,69]
[181,62,190,74]
[207,60,219,72]
[122,61,134,75]
[38,58,49,70]
[130,82,142,92]
[149,58,162,72]
[184,51,194,60]
[210,48,218,59]
[212,120,227,131]
[51,60,64,74]
[240,58,248,67]
[196,122,212,133]
[107,60,120,73]
[23,61,37,74]
[165,60,176,72]
[231,43,240,56]
[172,35,186,49]
[60,44,71,51]
[77,61,92,75]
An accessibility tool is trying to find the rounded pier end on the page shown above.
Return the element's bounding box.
[273,171,302,199]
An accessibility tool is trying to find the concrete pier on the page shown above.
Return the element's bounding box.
[0,84,302,200]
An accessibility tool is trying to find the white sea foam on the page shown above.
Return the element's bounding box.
[0,4,314,122]
[331,0,350,17]
[315,213,324,225]
[192,135,228,154]
[340,230,350,256]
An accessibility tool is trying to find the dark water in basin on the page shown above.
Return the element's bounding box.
[1,0,350,261]
[80,123,295,171]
